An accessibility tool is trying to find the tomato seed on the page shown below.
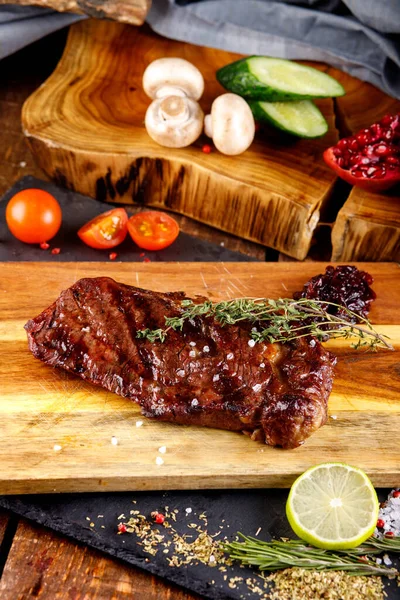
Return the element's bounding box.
[109,252,118,260]
[51,248,61,255]
[40,242,50,250]
[202,144,212,154]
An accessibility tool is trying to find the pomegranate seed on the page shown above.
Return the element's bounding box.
[376,519,385,528]
[337,157,345,167]
[348,138,359,152]
[143,257,151,263]
[51,248,61,255]
[151,511,165,524]
[374,143,390,156]
[39,242,50,250]
[349,155,361,166]
[393,490,400,498]
[380,114,393,126]
[202,144,212,154]
[370,123,382,137]
[333,147,342,157]
[385,531,395,538]
[367,167,377,177]
[387,156,400,165]
[118,523,127,533]
[356,133,370,146]
[109,252,118,260]
[337,138,348,150]
[369,166,385,179]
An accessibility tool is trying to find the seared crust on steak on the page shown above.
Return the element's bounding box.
[24,277,337,448]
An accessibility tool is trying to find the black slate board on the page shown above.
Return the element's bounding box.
[0,490,399,600]
[0,176,258,263]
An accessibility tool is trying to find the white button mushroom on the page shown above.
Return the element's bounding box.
[143,57,204,100]
[145,95,204,148]
[204,93,255,155]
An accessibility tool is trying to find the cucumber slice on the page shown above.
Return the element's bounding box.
[217,56,345,101]
[249,100,328,138]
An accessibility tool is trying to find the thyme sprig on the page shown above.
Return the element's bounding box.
[222,535,399,577]
[136,297,393,351]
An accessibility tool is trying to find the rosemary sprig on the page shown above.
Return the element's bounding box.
[136,297,393,351]
[222,535,399,577]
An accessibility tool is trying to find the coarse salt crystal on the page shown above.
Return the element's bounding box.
[155,456,164,466]
[213,374,220,382]
[252,383,262,392]
[189,350,196,358]
[203,346,210,353]
[376,558,382,565]
[53,444,62,452]
[111,436,118,446]
[185,507,192,514]
[81,326,90,332]
[259,363,265,368]
[227,353,234,360]
[176,369,185,377]
[248,339,256,348]
[189,341,196,347]
[136,420,143,427]
[19,161,27,168]
[383,554,392,566]
[209,555,216,563]
[309,339,316,347]
[191,398,199,407]
[158,446,167,454]
[330,415,338,420]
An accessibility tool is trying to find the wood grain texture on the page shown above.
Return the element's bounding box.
[328,67,400,261]
[0,510,10,546]
[0,262,399,493]
[0,519,200,600]
[22,20,339,261]
[0,0,151,25]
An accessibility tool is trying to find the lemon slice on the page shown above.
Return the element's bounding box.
[286,463,379,550]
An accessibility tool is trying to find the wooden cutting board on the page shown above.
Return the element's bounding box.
[22,20,339,261]
[1,262,399,494]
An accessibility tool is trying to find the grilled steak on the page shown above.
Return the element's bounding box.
[25,277,337,448]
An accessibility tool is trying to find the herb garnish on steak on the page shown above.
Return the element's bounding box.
[25,277,337,448]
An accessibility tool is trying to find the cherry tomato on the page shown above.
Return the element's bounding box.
[127,211,179,251]
[6,189,62,244]
[78,208,128,249]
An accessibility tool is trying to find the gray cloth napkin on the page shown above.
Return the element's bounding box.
[1,0,399,99]
[0,5,83,58]
[147,0,400,99]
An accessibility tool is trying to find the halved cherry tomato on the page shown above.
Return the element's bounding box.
[6,189,62,244]
[127,211,179,251]
[78,208,128,249]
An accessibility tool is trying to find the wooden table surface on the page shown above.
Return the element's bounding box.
[0,27,218,600]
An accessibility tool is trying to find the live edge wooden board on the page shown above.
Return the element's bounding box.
[22,19,400,262]
[0,262,399,494]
